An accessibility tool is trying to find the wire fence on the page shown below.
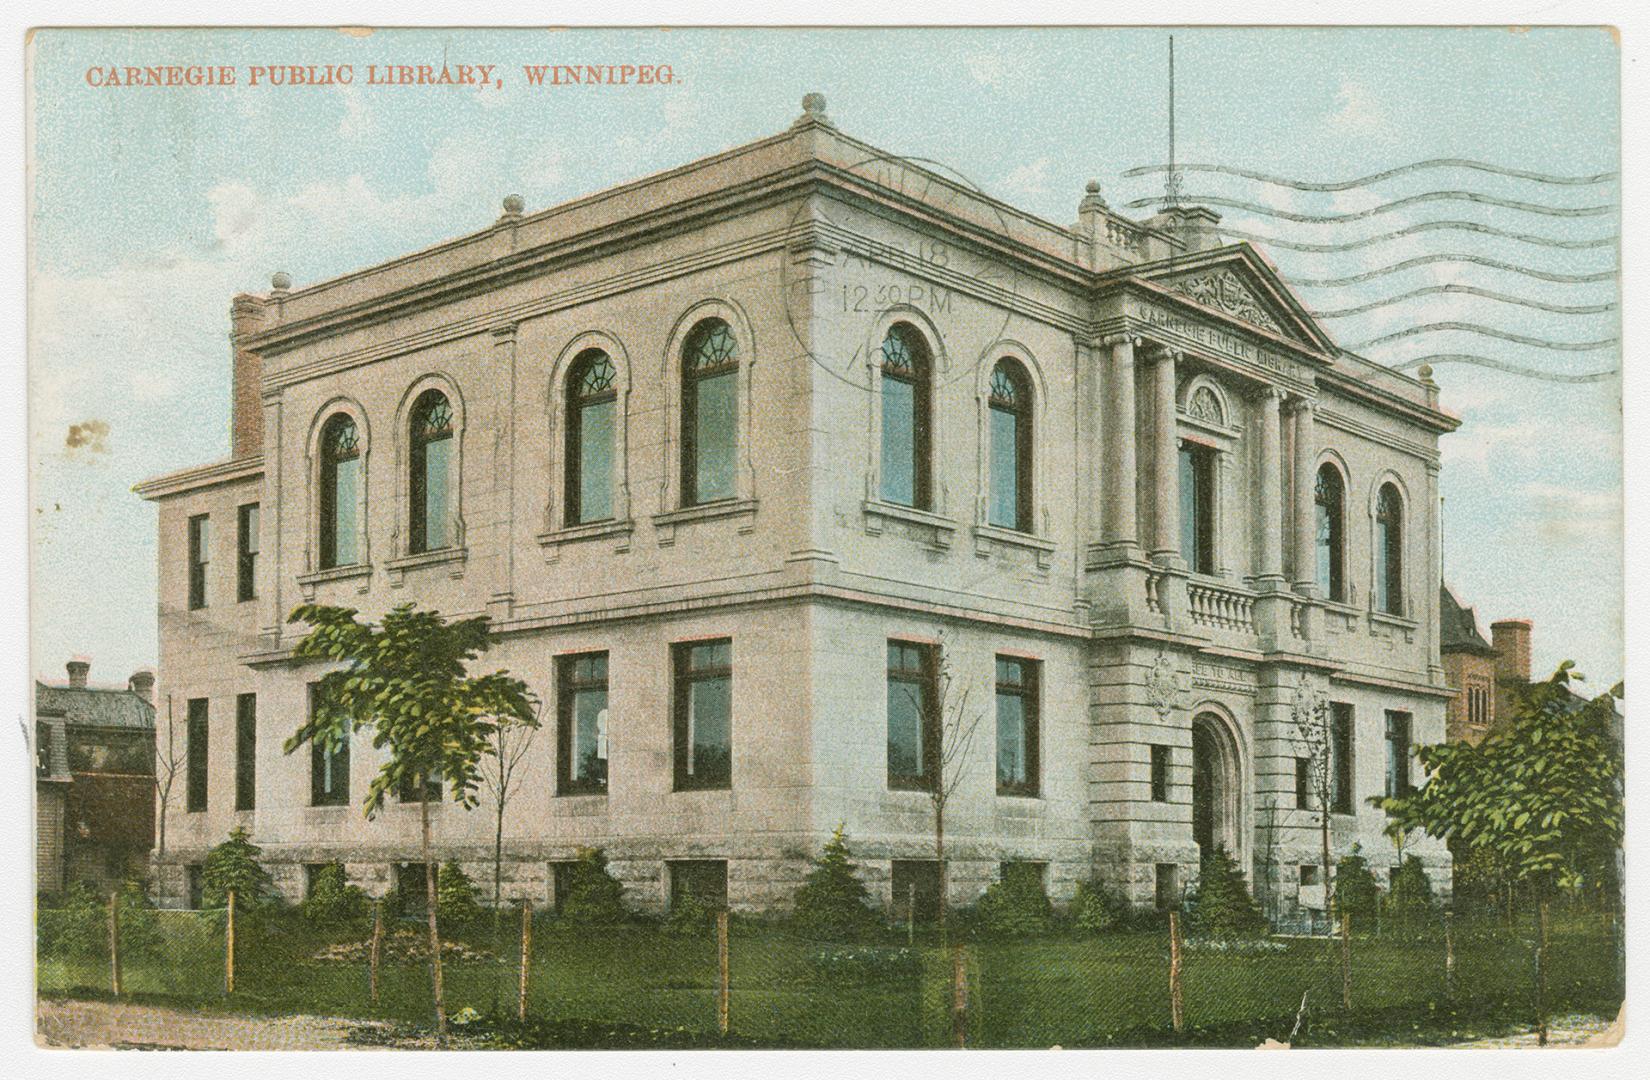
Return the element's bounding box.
[36,895,1625,1048]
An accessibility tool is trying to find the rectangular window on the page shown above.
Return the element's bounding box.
[187,865,204,909]
[881,375,926,507]
[995,656,1040,796]
[1178,442,1216,574]
[1331,703,1355,814]
[891,859,943,922]
[304,864,328,898]
[1299,864,1320,887]
[185,697,208,812]
[1296,757,1314,809]
[395,863,430,913]
[685,369,737,504]
[309,684,351,807]
[396,770,442,804]
[558,652,610,795]
[187,513,210,609]
[673,640,732,791]
[1155,863,1180,911]
[1150,744,1170,802]
[36,724,52,775]
[668,859,728,911]
[887,640,938,791]
[550,861,579,913]
[236,503,259,602]
[1385,710,1412,798]
[234,693,256,811]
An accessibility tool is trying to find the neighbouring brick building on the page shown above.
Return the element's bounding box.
[34,658,157,896]
[137,95,1457,918]
[1440,584,1498,744]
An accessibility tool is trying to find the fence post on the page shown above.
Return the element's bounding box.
[518,898,533,1022]
[369,899,383,1005]
[716,909,731,1037]
[907,883,916,945]
[1339,910,1352,1011]
[107,891,122,998]
[951,943,968,1047]
[225,890,236,995]
[1168,911,1184,1034]
[1536,901,1549,1047]
[1444,910,1455,999]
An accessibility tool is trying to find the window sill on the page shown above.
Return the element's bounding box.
[554,789,610,799]
[864,500,956,550]
[386,546,468,586]
[971,524,1055,568]
[652,498,757,546]
[996,789,1043,801]
[297,563,372,599]
[537,518,634,561]
[671,784,733,795]
[1369,609,1417,629]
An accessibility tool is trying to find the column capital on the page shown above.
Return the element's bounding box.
[1099,332,1142,350]
[490,322,519,344]
[1142,342,1181,364]
[1286,391,1316,414]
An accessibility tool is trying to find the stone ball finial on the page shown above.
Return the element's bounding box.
[1417,363,1436,382]
[802,92,827,117]
[270,271,292,292]
[1086,178,1101,194]
[502,193,525,215]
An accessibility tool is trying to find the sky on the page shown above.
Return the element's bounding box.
[25,25,1622,689]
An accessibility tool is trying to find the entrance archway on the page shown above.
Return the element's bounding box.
[1191,712,1242,865]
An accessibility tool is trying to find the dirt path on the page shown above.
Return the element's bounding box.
[36,998,421,1050]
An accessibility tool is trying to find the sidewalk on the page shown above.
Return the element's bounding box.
[36,998,417,1050]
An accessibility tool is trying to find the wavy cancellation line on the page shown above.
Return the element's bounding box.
[1389,354,1617,384]
[1286,254,1618,288]
[1349,323,1618,352]
[1121,159,1618,191]
[1122,190,1613,223]
[1216,221,1614,253]
[1311,285,1617,319]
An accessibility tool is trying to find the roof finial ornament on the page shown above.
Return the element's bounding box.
[270,271,291,293]
[1080,177,1108,213]
[501,193,525,220]
[796,92,833,128]
[1163,35,1183,209]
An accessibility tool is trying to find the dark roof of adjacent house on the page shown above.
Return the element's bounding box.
[35,682,155,731]
[1440,583,1497,656]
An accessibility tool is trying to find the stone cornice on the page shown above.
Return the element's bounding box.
[134,454,263,501]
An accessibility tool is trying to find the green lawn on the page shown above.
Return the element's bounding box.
[37,910,1624,1048]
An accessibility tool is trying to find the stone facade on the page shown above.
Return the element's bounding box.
[137,98,1456,918]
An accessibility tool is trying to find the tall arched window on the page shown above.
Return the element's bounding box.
[1375,483,1404,615]
[1315,463,1346,601]
[880,323,932,509]
[681,318,739,506]
[988,358,1032,531]
[318,413,361,569]
[408,390,454,553]
[565,350,617,524]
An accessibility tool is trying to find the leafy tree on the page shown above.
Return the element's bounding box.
[301,862,369,925]
[437,861,483,933]
[1386,855,1435,916]
[1377,663,1623,904]
[1069,876,1130,933]
[1332,843,1379,923]
[560,847,628,924]
[285,602,539,1044]
[201,825,278,911]
[791,825,878,939]
[974,862,1054,936]
[1185,845,1267,939]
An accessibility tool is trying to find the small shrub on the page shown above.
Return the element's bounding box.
[974,863,1054,936]
[301,862,369,925]
[561,847,628,924]
[437,861,482,932]
[809,944,920,985]
[201,826,278,911]
[1385,855,1436,929]
[791,825,878,940]
[1333,843,1380,924]
[1186,845,1267,939]
[1069,876,1131,934]
[664,891,714,937]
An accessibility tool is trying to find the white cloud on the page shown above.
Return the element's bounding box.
[337,85,372,138]
[1517,482,1619,548]
[1327,77,1392,137]
[1000,157,1051,198]
[964,51,1006,88]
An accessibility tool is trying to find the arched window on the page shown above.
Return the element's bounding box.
[565,350,617,524]
[1315,463,1346,601]
[880,323,932,509]
[988,358,1032,531]
[318,413,361,569]
[681,318,739,506]
[408,390,454,553]
[1375,483,1404,616]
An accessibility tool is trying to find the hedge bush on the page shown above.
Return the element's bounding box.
[560,847,628,924]
[1333,843,1381,923]
[791,825,878,940]
[1185,845,1267,939]
[974,863,1054,936]
[301,862,369,925]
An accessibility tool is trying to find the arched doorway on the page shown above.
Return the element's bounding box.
[1191,712,1242,864]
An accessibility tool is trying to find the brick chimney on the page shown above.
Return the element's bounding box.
[65,657,90,689]
[128,669,155,704]
[230,292,269,458]
[1491,619,1532,684]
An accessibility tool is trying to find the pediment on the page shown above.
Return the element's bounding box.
[1128,245,1336,355]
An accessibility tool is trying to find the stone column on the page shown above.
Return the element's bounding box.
[1256,387,1284,588]
[1102,335,1139,553]
[1291,397,1317,594]
[1150,348,1180,565]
